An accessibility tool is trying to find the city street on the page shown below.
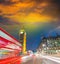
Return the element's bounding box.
[21,54,60,64]
[0,25,60,64]
[21,54,42,64]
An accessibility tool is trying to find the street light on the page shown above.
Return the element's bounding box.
[42,44,46,47]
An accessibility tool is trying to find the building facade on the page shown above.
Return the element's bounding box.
[38,35,60,54]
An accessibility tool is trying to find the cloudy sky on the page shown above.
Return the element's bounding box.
[0,0,60,51]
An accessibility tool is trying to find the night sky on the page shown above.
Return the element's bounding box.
[0,0,60,51]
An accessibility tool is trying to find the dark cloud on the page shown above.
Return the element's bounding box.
[41,5,59,18]
[49,0,60,10]
[0,16,20,25]
[0,0,19,5]
[0,0,44,5]
[22,0,43,3]
[0,0,60,18]
[19,0,60,4]
[50,0,60,10]
[19,0,60,17]
[39,0,60,18]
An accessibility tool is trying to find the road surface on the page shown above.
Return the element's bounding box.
[21,54,60,64]
[21,54,42,64]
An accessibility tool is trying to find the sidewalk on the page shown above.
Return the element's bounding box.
[46,53,60,58]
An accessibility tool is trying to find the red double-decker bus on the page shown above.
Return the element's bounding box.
[0,27,22,64]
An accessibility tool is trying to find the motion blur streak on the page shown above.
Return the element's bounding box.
[0,56,21,64]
